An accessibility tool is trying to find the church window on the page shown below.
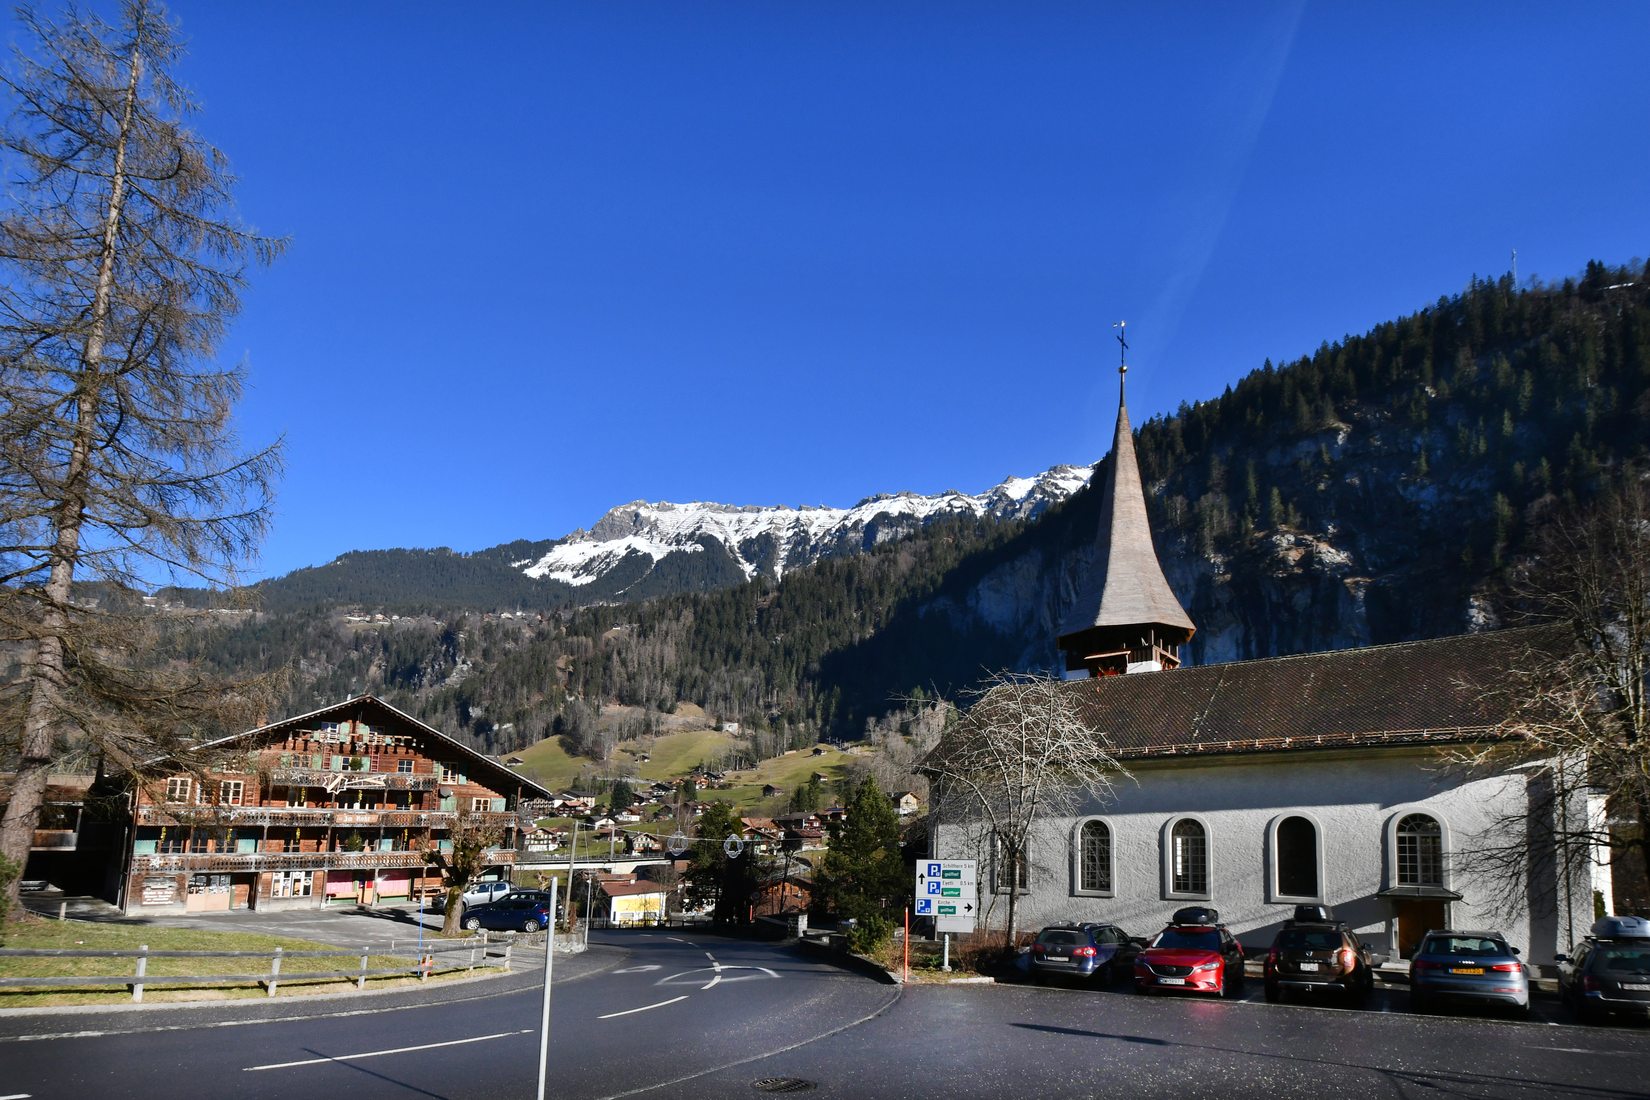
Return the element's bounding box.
[1396,813,1444,886]
[1273,814,1321,900]
[1165,817,1210,898]
[1073,818,1113,896]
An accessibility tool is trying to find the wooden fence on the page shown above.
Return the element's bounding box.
[0,936,510,1002]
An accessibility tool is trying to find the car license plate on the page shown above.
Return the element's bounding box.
[1047,954,1066,960]
[1159,977,1186,985]
[1623,983,1650,991]
[1449,967,1485,975]
[1298,962,1319,971]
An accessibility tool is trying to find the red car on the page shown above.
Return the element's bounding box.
[1134,906,1247,998]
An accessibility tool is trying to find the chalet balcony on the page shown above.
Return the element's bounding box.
[268,767,440,792]
[130,848,518,874]
[137,806,522,830]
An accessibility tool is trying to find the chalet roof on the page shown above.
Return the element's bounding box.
[1058,371,1194,643]
[1058,626,1566,760]
[197,695,554,800]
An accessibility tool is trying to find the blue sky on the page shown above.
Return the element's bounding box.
[120,2,1650,580]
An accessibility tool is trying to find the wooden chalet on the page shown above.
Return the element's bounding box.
[121,696,552,914]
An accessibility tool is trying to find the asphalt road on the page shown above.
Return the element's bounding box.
[2,931,1647,1100]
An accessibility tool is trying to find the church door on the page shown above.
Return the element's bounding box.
[1395,899,1447,958]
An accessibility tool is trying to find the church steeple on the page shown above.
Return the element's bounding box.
[1056,324,1195,677]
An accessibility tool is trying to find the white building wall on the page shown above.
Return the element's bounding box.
[935,748,1590,963]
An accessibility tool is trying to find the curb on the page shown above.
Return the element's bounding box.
[791,935,902,985]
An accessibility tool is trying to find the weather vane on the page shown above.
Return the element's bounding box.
[1112,320,1128,376]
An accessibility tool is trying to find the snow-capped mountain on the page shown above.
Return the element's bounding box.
[517,465,1091,593]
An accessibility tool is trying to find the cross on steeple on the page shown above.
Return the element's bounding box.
[1112,320,1128,376]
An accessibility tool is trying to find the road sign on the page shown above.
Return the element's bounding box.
[914,859,977,933]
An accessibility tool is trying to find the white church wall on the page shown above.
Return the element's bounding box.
[935,747,1589,962]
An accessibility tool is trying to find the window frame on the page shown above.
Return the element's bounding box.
[218,779,244,806]
[164,777,191,803]
[1388,809,1450,889]
[1160,815,1213,901]
[1070,816,1116,898]
[1267,812,1326,904]
[990,831,1029,895]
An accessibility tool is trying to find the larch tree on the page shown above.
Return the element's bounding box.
[0,0,283,911]
[921,671,1127,946]
[426,810,505,936]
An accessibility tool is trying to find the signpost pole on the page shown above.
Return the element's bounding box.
[942,933,951,972]
[903,907,909,983]
[535,877,559,1100]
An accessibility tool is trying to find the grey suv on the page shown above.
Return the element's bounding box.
[1556,915,1650,1024]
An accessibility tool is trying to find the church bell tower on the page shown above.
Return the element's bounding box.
[1056,323,1196,677]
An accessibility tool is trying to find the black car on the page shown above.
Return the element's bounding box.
[1556,915,1650,1024]
[1263,905,1376,1003]
[462,894,555,933]
[1028,922,1141,984]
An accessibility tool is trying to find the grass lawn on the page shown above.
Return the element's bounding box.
[0,918,482,1006]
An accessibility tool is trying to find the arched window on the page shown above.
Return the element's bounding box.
[1169,818,1209,897]
[1074,818,1113,896]
[1275,815,1319,899]
[992,831,1027,893]
[1396,813,1444,886]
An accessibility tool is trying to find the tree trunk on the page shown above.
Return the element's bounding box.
[441,886,465,935]
[0,39,141,916]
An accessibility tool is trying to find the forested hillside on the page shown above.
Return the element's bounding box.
[168,261,1650,761]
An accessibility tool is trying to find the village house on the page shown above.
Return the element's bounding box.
[119,696,551,914]
[892,791,921,816]
[931,360,1600,963]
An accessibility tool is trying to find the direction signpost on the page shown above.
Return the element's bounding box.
[914,859,977,970]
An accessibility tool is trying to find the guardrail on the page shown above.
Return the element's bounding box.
[0,936,509,1002]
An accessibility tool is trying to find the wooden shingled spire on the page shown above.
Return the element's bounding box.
[1056,324,1195,676]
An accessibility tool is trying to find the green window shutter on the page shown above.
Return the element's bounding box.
[134,839,157,854]
[440,796,457,812]
[492,798,505,813]
[237,837,257,853]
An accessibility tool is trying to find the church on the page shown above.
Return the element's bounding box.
[933,347,1599,962]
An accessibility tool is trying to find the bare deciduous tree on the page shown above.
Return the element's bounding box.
[1451,476,1650,920]
[0,0,283,911]
[921,671,1127,944]
[426,810,506,936]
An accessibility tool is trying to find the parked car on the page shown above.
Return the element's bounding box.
[462,894,554,933]
[1409,929,1529,1017]
[1263,906,1376,1003]
[1028,922,1141,985]
[460,880,514,908]
[1134,906,1246,998]
[1556,915,1650,1024]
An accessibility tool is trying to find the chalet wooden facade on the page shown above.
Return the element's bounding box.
[121,696,551,914]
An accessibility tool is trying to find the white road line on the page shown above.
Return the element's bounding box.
[703,951,716,962]
[596,996,689,1020]
[243,1029,531,1071]
[1,1092,34,1099]
[702,975,722,990]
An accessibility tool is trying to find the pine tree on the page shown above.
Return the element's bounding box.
[813,776,906,951]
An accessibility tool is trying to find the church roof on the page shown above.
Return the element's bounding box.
[1064,625,1566,760]
[1058,372,1194,642]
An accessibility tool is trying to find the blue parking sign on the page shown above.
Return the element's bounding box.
[916,898,934,914]
[927,880,940,895]
[927,862,942,878]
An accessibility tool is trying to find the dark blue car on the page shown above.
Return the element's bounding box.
[462,894,554,933]
[1029,922,1141,984]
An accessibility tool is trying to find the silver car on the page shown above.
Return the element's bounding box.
[1409,929,1530,1017]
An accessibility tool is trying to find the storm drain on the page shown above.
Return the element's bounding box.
[752,1077,816,1093]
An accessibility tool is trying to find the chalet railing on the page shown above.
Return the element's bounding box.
[130,848,519,873]
[269,768,440,792]
[137,806,522,831]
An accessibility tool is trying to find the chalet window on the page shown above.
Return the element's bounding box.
[471,797,491,812]
[165,777,191,803]
[1164,817,1211,899]
[1073,817,1114,896]
[218,780,244,806]
[441,764,467,784]
[398,759,414,774]
[1272,814,1321,900]
[1397,813,1444,886]
[271,870,313,898]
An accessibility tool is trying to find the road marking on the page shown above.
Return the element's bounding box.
[0,1092,34,1099]
[244,1029,531,1071]
[614,965,661,973]
[596,996,689,1020]
[703,975,722,990]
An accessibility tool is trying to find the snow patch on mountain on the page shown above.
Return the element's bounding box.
[523,466,1092,587]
